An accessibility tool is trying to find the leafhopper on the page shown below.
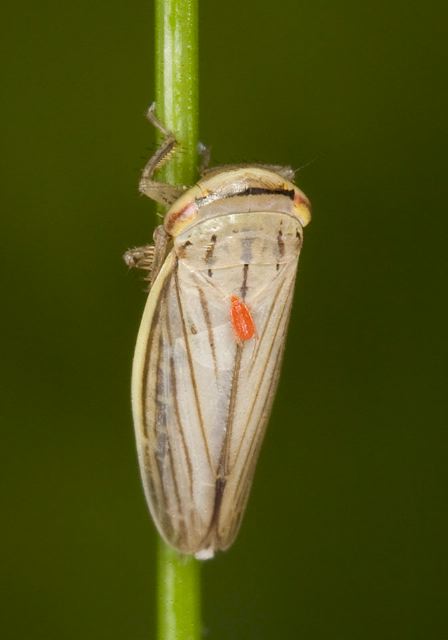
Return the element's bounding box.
[126,106,311,559]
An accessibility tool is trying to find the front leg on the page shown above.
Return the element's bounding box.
[139,103,186,206]
[124,225,171,287]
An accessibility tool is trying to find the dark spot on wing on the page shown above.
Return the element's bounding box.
[177,240,192,259]
[276,229,285,271]
[241,264,249,299]
[204,234,217,277]
[277,229,285,257]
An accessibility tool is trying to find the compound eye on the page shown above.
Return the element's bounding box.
[293,191,311,227]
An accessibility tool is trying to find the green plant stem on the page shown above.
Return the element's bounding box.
[154,1,201,640]
[155,0,198,187]
[157,539,201,640]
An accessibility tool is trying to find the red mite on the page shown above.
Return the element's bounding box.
[230,295,256,341]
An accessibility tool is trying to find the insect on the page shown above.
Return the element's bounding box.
[126,105,311,559]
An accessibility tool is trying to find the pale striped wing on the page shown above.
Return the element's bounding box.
[132,248,299,556]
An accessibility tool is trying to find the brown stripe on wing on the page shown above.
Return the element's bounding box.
[205,476,226,547]
[166,439,188,548]
[235,346,284,505]
[143,442,175,543]
[220,343,243,478]
[207,264,294,546]
[221,345,285,548]
[204,233,217,277]
[140,281,165,438]
[225,277,297,544]
[139,278,172,524]
[152,328,168,516]
[152,298,188,549]
[165,304,195,500]
[140,319,177,543]
[142,442,162,526]
[197,286,219,380]
[173,260,214,473]
[241,263,249,300]
[248,265,291,375]
[276,228,285,271]
[232,270,296,473]
[146,330,185,542]
[277,229,285,256]
[200,343,243,548]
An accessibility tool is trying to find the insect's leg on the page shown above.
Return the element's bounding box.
[139,103,186,206]
[150,225,171,284]
[198,141,212,175]
[145,101,171,138]
[123,225,171,287]
[123,245,155,283]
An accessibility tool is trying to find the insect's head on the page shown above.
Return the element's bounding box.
[164,166,311,236]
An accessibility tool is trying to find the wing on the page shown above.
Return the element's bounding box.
[210,259,299,551]
[132,249,299,557]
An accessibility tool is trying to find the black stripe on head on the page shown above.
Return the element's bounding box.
[195,187,295,208]
[236,187,295,199]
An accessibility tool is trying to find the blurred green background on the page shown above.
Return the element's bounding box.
[2,0,447,638]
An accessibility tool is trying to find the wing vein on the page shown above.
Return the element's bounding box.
[173,261,214,473]
[204,343,243,546]
[197,286,219,380]
[232,274,294,471]
[248,265,292,373]
[221,343,243,477]
[231,276,297,520]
